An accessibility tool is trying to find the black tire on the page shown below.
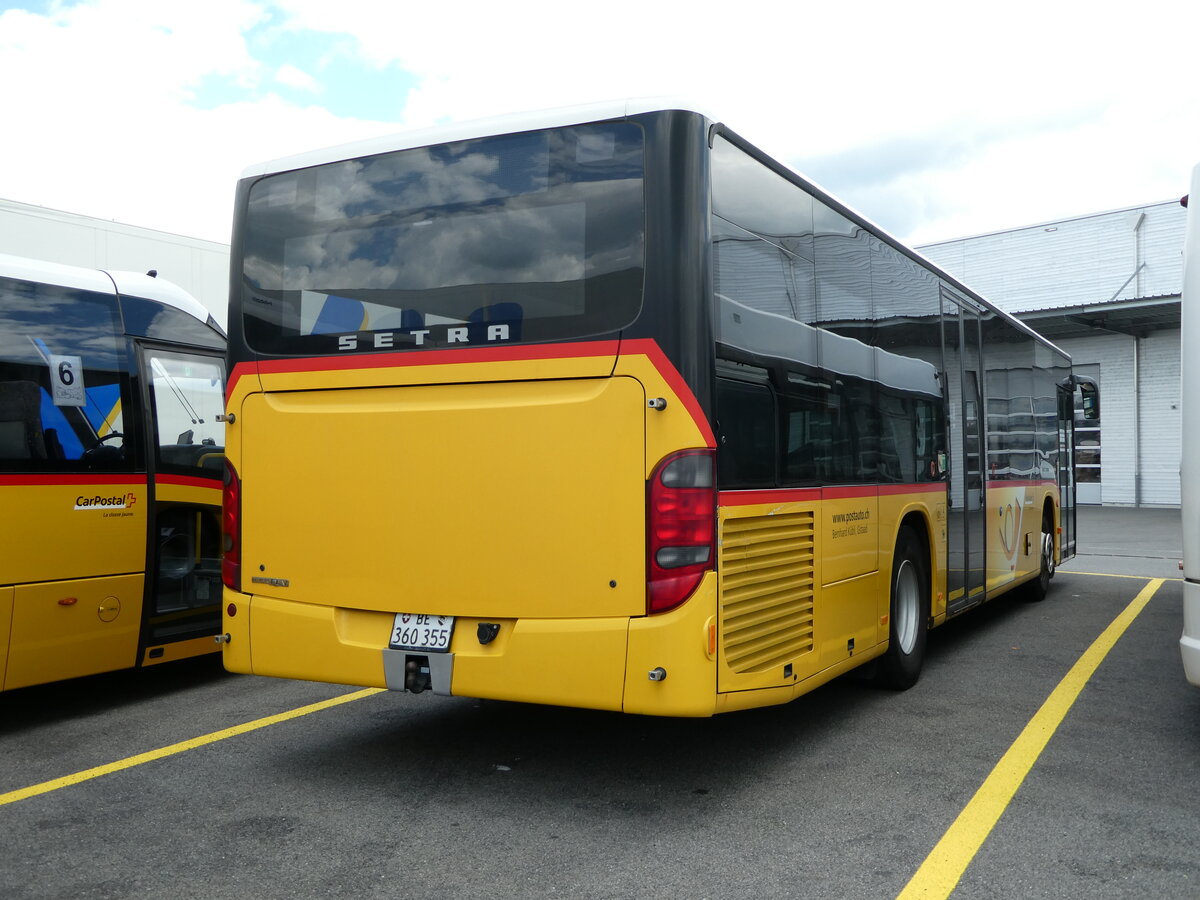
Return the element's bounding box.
[1024,511,1055,602]
[876,527,929,690]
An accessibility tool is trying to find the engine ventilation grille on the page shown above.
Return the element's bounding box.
[720,511,815,674]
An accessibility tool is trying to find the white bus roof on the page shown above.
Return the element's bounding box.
[0,252,214,327]
[241,98,717,180]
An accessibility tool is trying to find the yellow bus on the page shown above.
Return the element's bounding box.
[221,101,1091,715]
[1,253,226,690]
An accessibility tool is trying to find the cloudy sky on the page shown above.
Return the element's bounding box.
[1,0,1197,248]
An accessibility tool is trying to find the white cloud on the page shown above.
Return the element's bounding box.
[274,62,318,92]
[0,0,1197,248]
[269,0,1200,241]
[0,0,398,243]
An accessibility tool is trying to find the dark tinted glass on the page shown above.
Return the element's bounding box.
[716,376,777,488]
[241,122,645,355]
[122,295,225,350]
[0,277,135,472]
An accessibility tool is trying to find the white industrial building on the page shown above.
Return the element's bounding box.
[0,197,230,328]
[919,199,1186,507]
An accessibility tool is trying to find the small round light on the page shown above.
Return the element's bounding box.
[227,603,237,618]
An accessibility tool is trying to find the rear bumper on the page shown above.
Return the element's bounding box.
[1183,580,1200,687]
[221,576,719,715]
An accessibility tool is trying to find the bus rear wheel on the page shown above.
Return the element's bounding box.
[877,527,928,690]
[1025,511,1055,602]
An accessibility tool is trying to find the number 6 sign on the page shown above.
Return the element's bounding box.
[49,354,86,406]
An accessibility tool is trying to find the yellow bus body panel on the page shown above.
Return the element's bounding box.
[624,573,718,717]
[229,593,389,687]
[141,635,219,666]
[984,484,1056,596]
[240,376,646,620]
[0,587,11,688]
[820,492,880,585]
[5,574,144,690]
[226,590,633,711]
[3,482,146,585]
[154,480,221,507]
[222,346,727,714]
[451,615,629,711]
[715,486,944,707]
[716,493,887,697]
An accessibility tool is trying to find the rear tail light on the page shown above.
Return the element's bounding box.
[222,458,241,592]
[647,449,716,614]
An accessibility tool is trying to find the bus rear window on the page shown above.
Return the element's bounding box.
[241,122,645,355]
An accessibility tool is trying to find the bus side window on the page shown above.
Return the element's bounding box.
[716,377,777,489]
[0,276,133,473]
[915,399,946,481]
[0,380,46,460]
[877,392,912,483]
[847,386,880,483]
[780,376,833,485]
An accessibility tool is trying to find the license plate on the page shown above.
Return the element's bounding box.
[389,613,454,652]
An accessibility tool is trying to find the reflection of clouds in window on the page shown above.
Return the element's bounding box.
[242,122,644,349]
[282,183,641,294]
[712,136,814,241]
[284,202,583,291]
[0,298,122,370]
[313,134,550,224]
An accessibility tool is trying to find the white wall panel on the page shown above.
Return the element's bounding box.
[1139,328,1182,506]
[0,198,229,327]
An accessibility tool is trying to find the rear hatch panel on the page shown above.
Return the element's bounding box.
[241,375,647,620]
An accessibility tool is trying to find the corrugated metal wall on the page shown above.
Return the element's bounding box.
[920,200,1185,312]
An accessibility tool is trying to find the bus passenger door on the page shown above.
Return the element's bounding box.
[1057,383,1077,557]
[943,293,986,613]
[139,346,226,661]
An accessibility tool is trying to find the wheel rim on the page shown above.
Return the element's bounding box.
[894,559,920,654]
[1042,529,1055,579]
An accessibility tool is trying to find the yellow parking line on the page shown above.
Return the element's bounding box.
[1058,570,1181,582]
[897,578,1164,900]
[0,687,385,807]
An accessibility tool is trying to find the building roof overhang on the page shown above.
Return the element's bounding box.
[1015,294,1180,341]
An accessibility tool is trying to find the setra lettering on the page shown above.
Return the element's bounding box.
[334,324,510,351]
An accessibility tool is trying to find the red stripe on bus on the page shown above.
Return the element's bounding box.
[620,338,716,448]
[227,340,624,398]
[821,485,880,500]
[226,338,718,448]
[719,488,823,506]
[985,479,1057,489]
[0,474,147,487]
[879,482,947,496]
[156,474,221,490]
[720,482,946,507]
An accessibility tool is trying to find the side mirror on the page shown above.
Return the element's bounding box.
[1077,377,1100,421]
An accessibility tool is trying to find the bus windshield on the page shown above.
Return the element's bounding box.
[241,122,646,355]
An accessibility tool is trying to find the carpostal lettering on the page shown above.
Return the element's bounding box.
[74,492,137,511]
[338,323,511,351]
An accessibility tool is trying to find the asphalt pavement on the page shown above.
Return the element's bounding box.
[1062,505,1183,578]
[1,504,1195,899]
